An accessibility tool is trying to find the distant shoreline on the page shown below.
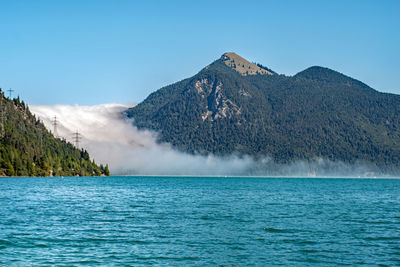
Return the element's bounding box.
[1,175,400,179]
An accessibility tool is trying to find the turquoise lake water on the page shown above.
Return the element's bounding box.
[0,176,399,266]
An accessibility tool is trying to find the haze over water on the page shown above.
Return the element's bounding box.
[1,176,399,266]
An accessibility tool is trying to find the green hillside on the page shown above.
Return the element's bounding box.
[125,52,400,172]
[0,90,109,176]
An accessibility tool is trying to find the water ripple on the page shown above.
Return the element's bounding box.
[0,176,399,266]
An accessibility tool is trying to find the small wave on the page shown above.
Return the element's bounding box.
[300,249,318,253]
[136,255,200,261]
[297,240,317,245]
[67,260,102,265]
[0,239,15,247]
[364,236,400,241]
[263,227,285,233]
[129,205,143,208]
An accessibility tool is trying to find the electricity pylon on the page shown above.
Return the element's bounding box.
[52,116,58,138]
[72,130,82,149]
[7,88,14,99]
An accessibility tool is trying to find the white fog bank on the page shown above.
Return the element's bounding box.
[29,104,392,177]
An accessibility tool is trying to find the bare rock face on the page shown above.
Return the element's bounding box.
[194,79,211,95]
[194,78,240,121]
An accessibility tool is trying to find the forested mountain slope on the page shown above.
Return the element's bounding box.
[125,53,400,171]
[0,90,109,176]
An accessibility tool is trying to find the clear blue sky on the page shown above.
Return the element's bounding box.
[0,0,399,105]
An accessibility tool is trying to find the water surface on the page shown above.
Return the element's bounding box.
[0,177,399,266]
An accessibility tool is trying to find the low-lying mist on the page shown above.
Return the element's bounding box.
[30,104,390,177]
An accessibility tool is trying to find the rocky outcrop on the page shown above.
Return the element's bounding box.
[193,78,240,121]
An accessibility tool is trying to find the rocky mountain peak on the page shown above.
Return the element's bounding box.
[221,52,273,76]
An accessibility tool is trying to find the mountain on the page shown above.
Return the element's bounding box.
[125,52,400,171]
[0,90,110,176]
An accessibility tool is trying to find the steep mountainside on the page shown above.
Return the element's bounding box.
[125,53,400,170]
[0,90,110,176]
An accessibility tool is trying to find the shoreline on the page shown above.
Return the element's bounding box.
[1,175,400,179]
